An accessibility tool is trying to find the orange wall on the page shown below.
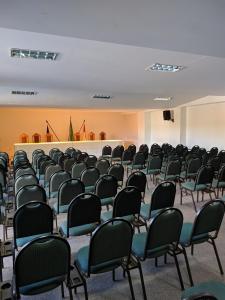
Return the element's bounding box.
[0,107,138,158]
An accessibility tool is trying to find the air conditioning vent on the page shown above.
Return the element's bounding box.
[11,90,38,95]
[92,95,112,100]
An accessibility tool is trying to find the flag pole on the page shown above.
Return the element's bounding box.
[46,120,60,142]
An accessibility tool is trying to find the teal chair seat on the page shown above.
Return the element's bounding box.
[181,280,225,299]
[122,161,131,166]
[53,203,69,214]
[128,164,144,170]
[75,246,123,274]
[100,197,114,206]
[140,203,160,220]
[179,223,209,246]
[16,232,51,248]
[212,179,225,188]
[101,210,135,223]
[157,174,177,181]
[132,232,169,259]
[20,275,65,295]
[85,186,95,193]
[60,221,98,237]
[180,171,197,180]
[181,182,206,191]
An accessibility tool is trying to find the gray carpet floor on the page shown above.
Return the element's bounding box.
[3,176,225,300]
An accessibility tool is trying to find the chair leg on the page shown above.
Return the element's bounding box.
[190,192,197,212]
[61,282,65,298]
[182,247,194,286]
[155,257,158,267]
[112,269,116,281]
[126,270,135,300]
[191,244,194,256]
[180,188,183,205]
[137,261,147,300]
[68,287,73,300]
[83,280,88,300]
[173,252,184,290]
[197,191,199,203]
[164,253,167,264]
[211,239,224,275]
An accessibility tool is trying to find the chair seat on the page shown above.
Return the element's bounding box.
[100,197,114,207]
[60,221,98,237]
[157,173,178,181]
[53,202,69,214]
[212,179,225,188]
[179,223,209,247]
[20,275,65,295]
[122,161,131,166]
[132,232,169,259]
[128,164,144,170]
[180,171,197,179]
[84,186,95,193]
[101,211,134,223]
[140,203,160,221]
[16,232,51,248]
[181,281,225,300]
[181,182,206,191]
[75,246,122,274]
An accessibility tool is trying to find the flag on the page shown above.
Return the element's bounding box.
[46,125,50,134]
[83,120,86,140]
[68,117,75,141]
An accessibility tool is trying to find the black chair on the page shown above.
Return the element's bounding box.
[111,145,124,164]
[71,162,87,179]
[59,193,101,238]
[179,200,225,285]
[13,201,53,249]
[48,170,71,198]
[14,235,73,299]
[16,184,46,209]
[95,159,110,176]
[80,167,100,193]
[212,165,225,198]
[143,155,162,183]
[95,174,118,209]
[126,171,147,201]
[84,155,97,167]
[180,157,201,181]
[15,166,36,180]
[140,181,176,228]
[127,152,146,175]
[108,163,124,188]
[127,144,136,160]
[53,178,85,214]
[64,157,77,173]
[132,208,186,290]
[15,174,39,195]
[101,186,142,227]
[77,152,89,163]
[101,145,112,159]
[74,218,146,300]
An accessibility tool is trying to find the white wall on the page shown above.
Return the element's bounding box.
[186,102,225,150]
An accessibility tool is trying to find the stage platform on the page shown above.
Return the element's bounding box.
[14,140,124,161]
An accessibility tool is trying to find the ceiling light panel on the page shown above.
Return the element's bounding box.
[11,90,38,95]
[92,95,112,99]
[153,97,172,101]
[146,63,184,72]
[10,48,58,60]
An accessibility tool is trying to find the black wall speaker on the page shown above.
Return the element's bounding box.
[163,110,171,120]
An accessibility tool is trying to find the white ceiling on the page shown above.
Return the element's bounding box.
[0,0,225,110]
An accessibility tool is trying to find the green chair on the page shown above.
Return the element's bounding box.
[95,174,118,209]
[14,235,73,299]
[101,186,142,225]
[179,200,225,286]
[180,166,214,212]
[59,193,101,238]
[181,281,225,299]
[74,218,147,300]
[48,170,71,198]
[108,163,124,188]
[180,157,201,181]
[80,167,100,193]
[95,159,110,176]
[132,208,186,290]
[140,181,176,229]
[127,152,146,175]
[212,165,225,198]
[15,184,46,209]
[156,159,181,184]
[71,162,87,179]
[126,171,147,201]
[143,155,162,184]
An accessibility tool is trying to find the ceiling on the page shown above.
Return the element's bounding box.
[0,0,225,110]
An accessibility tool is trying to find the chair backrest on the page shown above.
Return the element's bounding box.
[108,164,124,184]
[139,144,149,159]
[144,208,183,258]
[182,294,217,300]
[186,157,201,175]
[95,159,110,175]
[15,166,36,179]
[195,166,214,186]
[209,147,218,158]
[49,148,60,158]
[13,201,53,247]
[80,167,100,187]
[77,152,89,163]
[65,147,76,157]
[15,174,38,195]
[52,150,63,163]
[166,160,181,176]
[102,145,112,156]
[113,186,142,217]
[0,168,6,191]
[15,236,71,297]
[57,178,85,208]
[207,156,221,172]
[32,149,44,161]
[49,170,71,193]
[132,151,145,166]
[191,200,225,241]
[126,171,147,193]
[148,155,162,170]
[39,159,55,176]
[217,165,225,184]
[87,218,133,275]
[85,155,98,167]
[67,193,101,233]
[44,164,61,186]
[16,184,46,208]
[63,157,76,173]
[150,181,176,212]
[58,153,70,168]
[33,152,44,170]
[111,145,124,159]
[36,155,50,171]
[122,149,132,162]
[218,150,225,164]
[71,162,87,178]
[95,175,118,199]
[127,144,136,159]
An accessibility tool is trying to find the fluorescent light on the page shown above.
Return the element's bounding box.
[153,97,172,101]
[146,63,184,72]
[11,90,38,95]
[10,48,59,61]
[92,95,112,100]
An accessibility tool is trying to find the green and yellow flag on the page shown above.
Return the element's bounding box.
[68,117,75,141]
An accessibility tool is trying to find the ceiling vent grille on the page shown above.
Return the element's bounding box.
[92,95,112,100]
[11,90,38,95]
